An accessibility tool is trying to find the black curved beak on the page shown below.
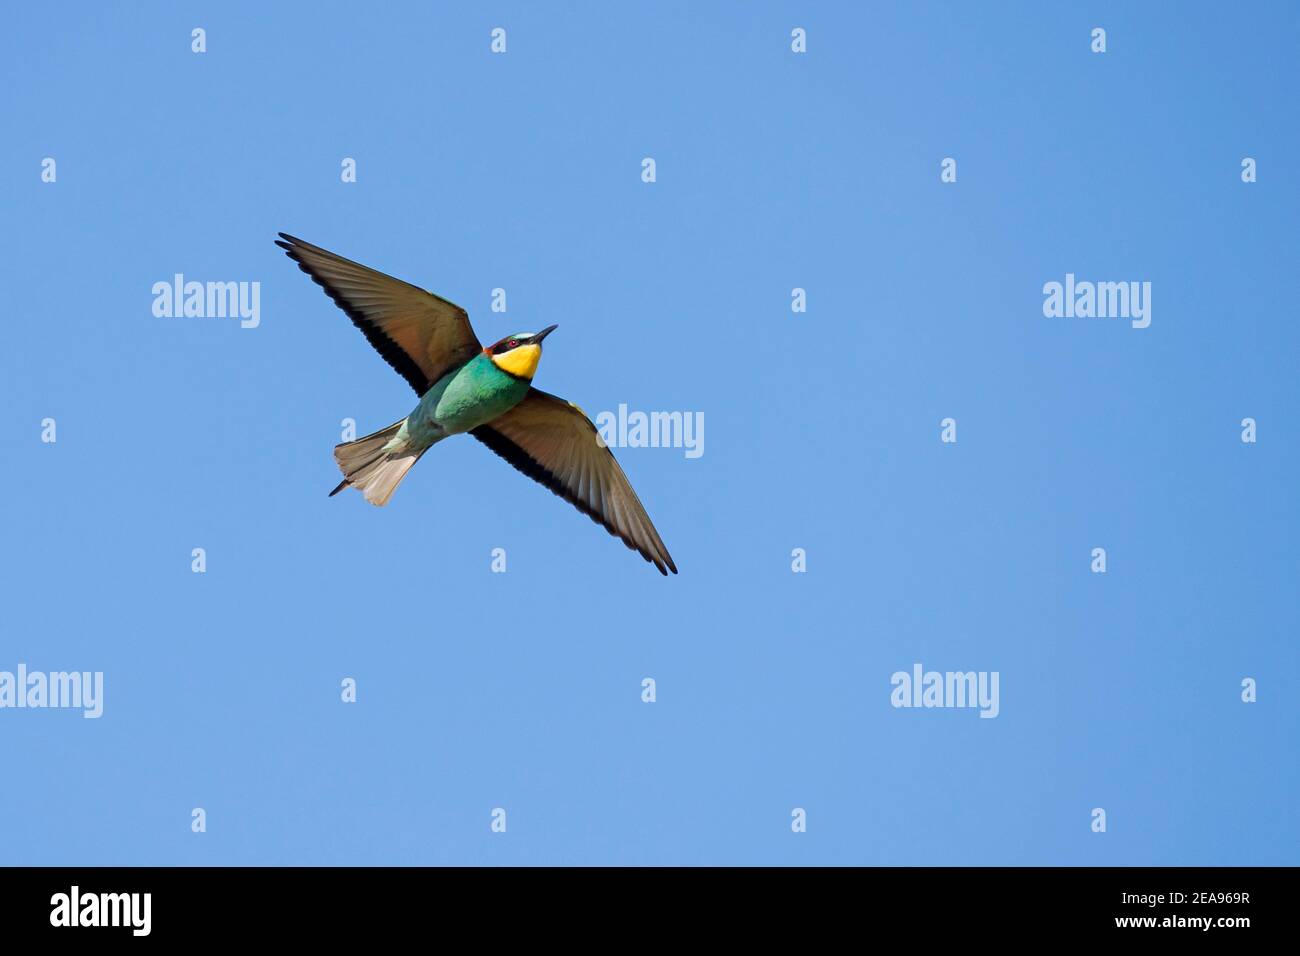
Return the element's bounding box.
[533,324,558,344]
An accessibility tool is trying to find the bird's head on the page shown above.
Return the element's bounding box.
[486,324,558,380]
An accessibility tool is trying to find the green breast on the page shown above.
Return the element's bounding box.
[432,353,530,433]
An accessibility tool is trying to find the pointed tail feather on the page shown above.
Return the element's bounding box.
[331,420,421,506]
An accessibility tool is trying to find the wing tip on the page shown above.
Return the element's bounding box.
[650,550,677,575]
[275,233,308,256]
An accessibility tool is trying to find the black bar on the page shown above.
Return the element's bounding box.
[0,866,1281,940]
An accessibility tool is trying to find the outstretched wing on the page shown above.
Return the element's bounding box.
[275,233,481,395]
[471,389,677,575]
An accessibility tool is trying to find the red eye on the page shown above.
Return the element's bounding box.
[507,339,517,348]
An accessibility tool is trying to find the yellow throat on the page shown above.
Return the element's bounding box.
[490,343,542,379]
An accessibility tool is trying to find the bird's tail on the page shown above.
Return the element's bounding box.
[330,419,421,506]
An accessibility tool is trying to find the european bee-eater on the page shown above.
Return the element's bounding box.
[275,233,677,575]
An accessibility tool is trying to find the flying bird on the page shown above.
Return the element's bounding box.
[275,233,677,575]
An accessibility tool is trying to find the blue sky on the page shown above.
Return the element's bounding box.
[1,1,1296,865]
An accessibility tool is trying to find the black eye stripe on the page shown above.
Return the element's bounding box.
[493,336,532,353]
